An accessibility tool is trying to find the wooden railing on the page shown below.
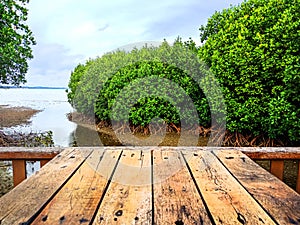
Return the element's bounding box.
[0,147,63,186]
[241,147,300,193]
[0,147,299,193]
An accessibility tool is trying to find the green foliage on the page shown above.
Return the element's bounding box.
[66,59,93,106]
[199,0,300,141]
[95,61,210,127]
[70,39,212,128]
[0,0,36,85]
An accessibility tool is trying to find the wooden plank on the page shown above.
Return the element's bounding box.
[12,159,26,186]
[215,150,300,224]
[183,150,276,225]
[31,149,122,225]
[0,148,92,225]
[0,147,62,160]
[297,161,300,194]
[92,149,152,225]
[270,160,284,180]
[153,150,212,225]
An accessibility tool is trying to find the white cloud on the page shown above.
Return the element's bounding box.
[25,0,244,87]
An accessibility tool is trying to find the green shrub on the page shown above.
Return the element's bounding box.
[66,60,93,106]
[198,0,300,142]
[95,61,210,127]
[70,40,216,128]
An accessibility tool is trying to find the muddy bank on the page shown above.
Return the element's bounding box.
[68,112,209,146]
[0,105,41,128]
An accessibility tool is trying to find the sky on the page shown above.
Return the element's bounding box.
[25,0,244,87]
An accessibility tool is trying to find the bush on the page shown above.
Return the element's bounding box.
[67,60,93,106]
[70,39,218,129]
[95,60,210,127]
[198,0,300,142]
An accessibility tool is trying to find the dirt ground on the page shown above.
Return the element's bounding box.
[0,105,41,128]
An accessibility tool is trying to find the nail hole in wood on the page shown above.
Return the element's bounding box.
[60,216,65,222]
[115,210,123,217]
[42,215,48,222]
[79,218,89,224]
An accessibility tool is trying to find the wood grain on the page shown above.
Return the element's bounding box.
[215,150,300,224]
[183,150,276,225]
[31,149,122,225]
[153,150,212,225]
[0,148,92,225]
[92,149,152,225]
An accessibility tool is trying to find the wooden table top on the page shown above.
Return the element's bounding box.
[0,147,299,225]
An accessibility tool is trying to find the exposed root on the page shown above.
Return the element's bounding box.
[220,131,288,147]
[67,112,291,147]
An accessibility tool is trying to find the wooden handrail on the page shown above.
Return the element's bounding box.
[240,147,300,193]
[0,147,299,193]
[0,147,63,186]
[0,147,63,160]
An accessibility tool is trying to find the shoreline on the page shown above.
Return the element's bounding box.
[0,105,41,128]
[68,112,295,147]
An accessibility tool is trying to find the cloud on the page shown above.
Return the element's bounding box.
[26,43,84,87]
[25,0,244,87]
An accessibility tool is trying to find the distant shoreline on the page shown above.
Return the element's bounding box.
[0,86,66,90]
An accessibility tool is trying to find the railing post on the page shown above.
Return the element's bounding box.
[270,160,284,180]
[40,159,50,167]
[12,160,26,187]
[296,161,300,194]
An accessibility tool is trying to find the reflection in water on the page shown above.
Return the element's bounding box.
[72,125,208,147]
[71,125,122,146]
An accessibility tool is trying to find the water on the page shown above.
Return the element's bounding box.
[0,88,77,147]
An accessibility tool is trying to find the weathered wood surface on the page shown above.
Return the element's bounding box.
[92,149,152,225]
[184,150,275,224]
[153,150,212,224]
[215,150,300,224]
[0,147,300,225]
[31,149,121,225]
[0,148,92,225]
